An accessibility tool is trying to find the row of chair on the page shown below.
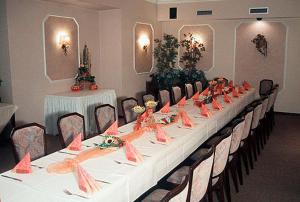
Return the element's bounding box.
[140,82,279,202]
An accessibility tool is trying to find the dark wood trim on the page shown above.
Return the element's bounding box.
[275,112,300,116]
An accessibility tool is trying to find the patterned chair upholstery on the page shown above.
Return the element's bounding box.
[250,100,263,160]
[171,86,182,104]
[11,123,46,162]
[142,174,190,202]
[241,108,254,141]
[185,83,194,99]
[121,97,138,124]
[229,118,245,155]
[167,148,214,202]
[259,96,269,121]
[266,91,275,113]
[94,104,116,134]
[259,79,273,96]
[57,112,86,148]
[190,127,232,202]
[194,81,203,93]
[159,90,170,107]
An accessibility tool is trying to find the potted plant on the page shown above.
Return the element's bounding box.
[180,33,207,88]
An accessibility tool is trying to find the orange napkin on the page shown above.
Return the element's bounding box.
[202,88,209,96]
[178,97,186,106]
[201,103,211,117]
[160,102,170,113]
[104,121,118,135]
[155,125,171,143]
[75,164,100,193]
[125,141,143,163]
[221,83,225,89]
[232,87,239,97]
[191,92,200,100]
[243,81,251,90]
[68,133,82,151]
[229,80,233,88]
[223,92,232,103]
[180,111,193,127]
[217,87,223,95]
[212,98,223,110]
[238,86,244,94]
[13,153,32,174]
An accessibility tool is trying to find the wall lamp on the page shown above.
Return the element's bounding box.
[57,32,70,56]
[138,34,150,52]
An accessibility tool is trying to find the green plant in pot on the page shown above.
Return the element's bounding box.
[180,33,208,88]
[151,34,181,90]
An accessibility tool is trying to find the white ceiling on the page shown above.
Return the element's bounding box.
[145,0,223,4]
[41,0,117,10]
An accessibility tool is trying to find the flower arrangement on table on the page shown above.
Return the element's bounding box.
[71,45,98,92]
[132,105,146,131]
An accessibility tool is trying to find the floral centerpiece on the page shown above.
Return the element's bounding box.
[71,45,98,92]
[132,105,145,131]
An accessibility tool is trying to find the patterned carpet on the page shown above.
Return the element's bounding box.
[0,114,299,201]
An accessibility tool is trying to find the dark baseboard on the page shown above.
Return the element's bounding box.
[275,112,300,116]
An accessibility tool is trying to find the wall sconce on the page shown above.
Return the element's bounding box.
[192,35,204,44]
[138,34,150,52]
[57,32,70,56]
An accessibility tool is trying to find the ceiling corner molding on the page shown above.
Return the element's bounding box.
[146,0,223,4]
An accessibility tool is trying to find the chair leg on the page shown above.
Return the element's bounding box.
[255,128,261,155]
[230,158,240,191]
[246,139,254,170]
[216,174,226,202]
[207,179,213,202]
[251,134,258,161]
[241,146,250,174]
[236,153,243,185]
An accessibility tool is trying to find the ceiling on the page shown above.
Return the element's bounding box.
[41,0,118,10]
[145,0,224,4]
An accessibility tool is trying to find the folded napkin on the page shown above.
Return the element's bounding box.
[217,87,223,95]
[155,125,171,143]
[125,141,143,163]
[68,133,82,151]
[178,97,186,106]
[213,85,218,92]
[212,98,223,110]
[229,80,233,88]
[202,88,209,96]
[221,83,225,89]
[238,86,244,94]
[232,87,239,97]
[223,92,232,103]
[243,81,251,90]
[104,121,118,135]
[201,103,211,117]
[75,164,100,193]
[180,111,193,127]
[13,153,32,174]
[160,102,170,113]
[191,92,200,100]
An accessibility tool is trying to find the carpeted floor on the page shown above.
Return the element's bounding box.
[0,114,299,201]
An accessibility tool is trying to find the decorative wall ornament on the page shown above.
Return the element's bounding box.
[180,33,206,69]
[251,34,268,56]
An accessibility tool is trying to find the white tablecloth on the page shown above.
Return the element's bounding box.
[1,89,255,202]
[44,89,117,135]
[0,103,17,134]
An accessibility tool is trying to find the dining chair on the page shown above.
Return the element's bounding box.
[225,118,245,201]
[265,90,276,136]
[94,104,116,134]
[239,106,254,174]
[259,96,269,148]
[57,112,86,148]
[190,127,233,202]
[158,90,171,108]
[11,123,46,162]
[142,174,190,202]
[171,86,182,104]
[194,81,203,93]
[166,147,214,202]
[249,100,263,161]
[259,79,273,96]
[185,83,194,99]
[271,84,279,130]
[121,97,138,124]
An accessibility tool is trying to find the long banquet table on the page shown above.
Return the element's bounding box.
[0,89,255,202]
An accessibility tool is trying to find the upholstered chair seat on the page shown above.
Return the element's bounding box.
[185,83,194,99]
[159,90,171,108]
[171,86,182,104]
[94,104,116,134]
[194,81,203,93]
